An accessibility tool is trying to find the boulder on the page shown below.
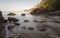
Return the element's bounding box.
[36,25,46,31]
[3,19,8,23]
[8,17,19,22]
[24,20,29,22]
[21,26,26,29]
[8,26,15,30]
[21,13,25,16]
[28,27,34,30]
[0,11,6,38]
[14,23,20,26]
[0,11,2,17]
[7,13,16,16]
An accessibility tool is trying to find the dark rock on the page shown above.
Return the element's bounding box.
[14,23,20,26]
[8,17,19,22]
[8,13,16,16]
[0,11,6,38]
[21,13,25,16]
[3,19,8,23]
[8,37,14,38]
[36,25,46,31]
[38,27,46,31]
[53,19,60,23]
[0,17,4,23]
[28,27,34,30]
[24,20,29,22]
[0,11,2,17]
[17,35,24,38]
[33,20,41,23]
[21,26,26,29]
[8,26,15,30]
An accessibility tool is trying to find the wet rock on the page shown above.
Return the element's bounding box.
[8,13,16,16]
[0,17,4,23]
[8,26,15,30]
[38,27,46,31]
[36,25,46,31]
[33,20,39,22]
[21,13,25,16]
[0,11,6,38]
[33,20,41,23]
[24,20,29,22]
[3,19,8,23]
[8,17,19,22]
[17,35,24,38]
[28,27,34,30]
[0,25,6,38]
[21,26,26,29]
[53,19,60,23]
[8,37,14,38]
[14,23,20,26]
[0,11,2,17]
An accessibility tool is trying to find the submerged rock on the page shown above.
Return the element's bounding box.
[8,37,14,38]
[21,26,26,29]
[24,20,29,22]
[33,20,41,23]
[8,17,19,22]
[36,25,46,31]
[53,19,60,23]
[28,27,34,30]
[14,23,20,26]
[8,26,15,30]
[3,19,8,23]
[21,13,25,16]
[8,13,16,16]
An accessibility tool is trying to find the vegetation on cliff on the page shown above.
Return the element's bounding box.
[30,0,60,15]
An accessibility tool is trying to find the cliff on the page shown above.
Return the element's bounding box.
[30,0,60,15]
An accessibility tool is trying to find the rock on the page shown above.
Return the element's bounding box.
[36,25,46,31]
[0,17,4,23]
[8,17,19,22]
[14,23,20,26]
[0,11,2,17]
[21,26,26,29]
[33,20,41,23]
[3,19,8,23]
[24,20,29,22]
[7,13,16,16]
[8,26,15,30]
[28,27,34,30]
[21,13,25,16]
[0,25,6,38]
[8,37,14,38]
[0,11,6,38]
[38,27,46,31]
[53,19,60,23]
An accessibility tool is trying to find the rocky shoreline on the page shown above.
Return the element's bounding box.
[0,10,60,38]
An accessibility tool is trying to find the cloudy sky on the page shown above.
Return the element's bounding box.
[0,0,42,11]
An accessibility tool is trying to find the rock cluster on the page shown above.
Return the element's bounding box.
[0,11,6,38]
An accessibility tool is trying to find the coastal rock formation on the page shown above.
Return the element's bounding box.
[30,0,60,15]
[0,11,6,38]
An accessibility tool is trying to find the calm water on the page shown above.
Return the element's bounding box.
[2,11,49,38]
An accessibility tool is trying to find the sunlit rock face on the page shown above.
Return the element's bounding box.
[30,0,60,14]
[0,11,5,38]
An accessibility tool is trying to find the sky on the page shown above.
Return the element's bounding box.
[0,0,42,11]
